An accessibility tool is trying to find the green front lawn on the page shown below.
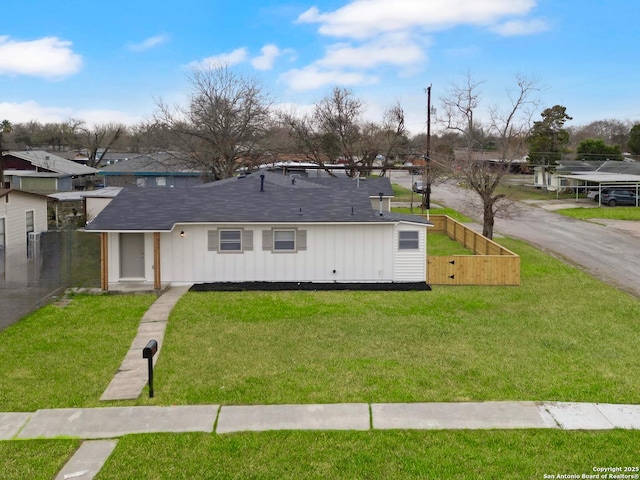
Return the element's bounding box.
[1,239,639,411]
[151,238,640,406]
[95,430,640,480]
[0,294,156,411]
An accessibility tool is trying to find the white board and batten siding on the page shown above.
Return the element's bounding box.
[161,223,396,284]
[107,221,428,284]
[158,224,426,284]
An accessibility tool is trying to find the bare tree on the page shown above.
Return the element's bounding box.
[376,103,408,176]
[442,73,538,239]
[155,65,272,180]
[279,109,337,175]
[280,88,407,177]
[314,87,363,176]
[81,124,125,167]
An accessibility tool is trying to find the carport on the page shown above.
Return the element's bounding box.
[556,173,640,206]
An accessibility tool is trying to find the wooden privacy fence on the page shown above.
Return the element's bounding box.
[427,215,520,286]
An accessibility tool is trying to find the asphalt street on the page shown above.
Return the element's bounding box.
[387,170,640,299]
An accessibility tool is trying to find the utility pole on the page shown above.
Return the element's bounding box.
[424,84,432,210]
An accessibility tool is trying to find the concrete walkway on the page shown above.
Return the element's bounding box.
[100,285,192,401]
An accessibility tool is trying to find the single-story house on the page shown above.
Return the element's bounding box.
[84,172,432,290]
[533,159,640,192]
[0,189,49,282]
[1,150,97,192]
[97,153,207,188]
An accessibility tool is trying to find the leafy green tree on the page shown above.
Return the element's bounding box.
[527,105,572,165]
[576,138,622,161]
[628,124,640,155]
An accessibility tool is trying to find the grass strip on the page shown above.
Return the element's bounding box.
[0,439,78,480]
[97,430,640,479]
[555,206,640,221]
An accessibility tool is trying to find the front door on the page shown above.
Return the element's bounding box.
[120,233,145,279]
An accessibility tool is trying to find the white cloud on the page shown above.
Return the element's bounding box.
[489,17,549,36]
[318,33,426,69]
[297,0,537,39]
[280,65,377,92]
[128,34,170,52]
[0,100,71,123]
[0,100,143,125]
[187,47,249,69]
[0,36,82,79]
[251,44,281,71]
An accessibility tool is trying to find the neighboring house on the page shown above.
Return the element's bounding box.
[84,172,432,290]
[0,189,49,282]
[533,160,640,192]
[97,153,207,188]
[48,187,122,228]
[1,150,97,192]
[2,170,75,194]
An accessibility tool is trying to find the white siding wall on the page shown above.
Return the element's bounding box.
[0,192,47,258]
[160,223,398,284]
[392,223,427,282]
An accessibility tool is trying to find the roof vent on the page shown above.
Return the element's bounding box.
[260,174,265,192]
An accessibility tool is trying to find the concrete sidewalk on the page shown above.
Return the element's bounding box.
[5,401,640,480]
[4,401,640,441]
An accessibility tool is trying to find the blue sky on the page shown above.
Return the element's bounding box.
[1,0,639,136]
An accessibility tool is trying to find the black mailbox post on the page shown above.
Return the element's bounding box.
[142,340,158,398]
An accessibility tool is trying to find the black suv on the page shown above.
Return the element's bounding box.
[600,189,639,207]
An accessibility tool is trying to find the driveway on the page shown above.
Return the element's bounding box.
[424,178,640,299]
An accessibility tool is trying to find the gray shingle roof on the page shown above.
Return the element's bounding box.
[86,172,429,232]
[98,153,202,175]
[3,150,97,176]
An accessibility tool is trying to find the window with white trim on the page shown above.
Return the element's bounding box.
[398,230,419,250]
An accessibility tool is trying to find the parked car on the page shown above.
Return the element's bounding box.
[600,189,639,207]
[413,181,427,193]
[588,188,636,203]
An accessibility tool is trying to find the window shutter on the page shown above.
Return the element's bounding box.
[297,230,307,251]
[208,230,218,251]
[262,230,273,251]
[243,230,253,251]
